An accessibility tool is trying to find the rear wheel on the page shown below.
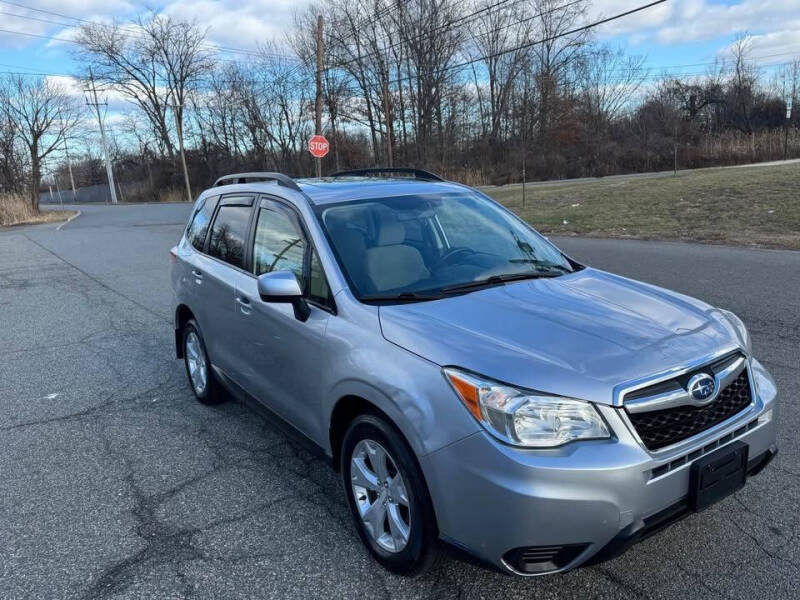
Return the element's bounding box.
[341,413,438,575]
[182,319,224,405]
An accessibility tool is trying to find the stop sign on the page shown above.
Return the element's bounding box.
[308,135,329,158]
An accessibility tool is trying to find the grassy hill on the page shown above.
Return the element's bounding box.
[487,163,800,250]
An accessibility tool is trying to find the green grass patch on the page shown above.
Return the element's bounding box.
[486,164,800,250]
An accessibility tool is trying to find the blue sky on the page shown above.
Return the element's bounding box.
[1,1,798,96]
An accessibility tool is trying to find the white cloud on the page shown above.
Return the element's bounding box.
[719,29,800,62]
[590,0,800,50]
[45,74,133,114]
[6,0,307,53]
[163,0,305,50]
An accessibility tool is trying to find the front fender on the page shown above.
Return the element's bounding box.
[322,342,481,458]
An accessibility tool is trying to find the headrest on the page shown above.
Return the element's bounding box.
[373,208,405,246]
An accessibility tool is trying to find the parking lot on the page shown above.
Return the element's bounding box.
[1,203,798,600]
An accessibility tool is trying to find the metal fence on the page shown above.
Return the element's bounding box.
[40,183,113,205]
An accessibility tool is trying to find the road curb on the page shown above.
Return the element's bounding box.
[56,210,81,231]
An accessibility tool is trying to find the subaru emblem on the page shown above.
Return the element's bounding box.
[687,373,716,404]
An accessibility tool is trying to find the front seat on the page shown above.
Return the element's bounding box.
[365,208,430,292]
[325,212,369,291]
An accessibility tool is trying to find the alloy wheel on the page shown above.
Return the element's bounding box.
[185,331,208,395]
[350,439,411,553]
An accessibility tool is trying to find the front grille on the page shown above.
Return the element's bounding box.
[627,370,752,451]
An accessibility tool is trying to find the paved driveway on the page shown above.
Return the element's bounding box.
[1,203,798,599]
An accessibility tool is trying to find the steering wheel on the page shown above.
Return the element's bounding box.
[432,247,476,271]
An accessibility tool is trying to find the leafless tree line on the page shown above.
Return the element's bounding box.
[1,1,798,209]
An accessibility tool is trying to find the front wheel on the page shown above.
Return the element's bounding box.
[340,414,438,575]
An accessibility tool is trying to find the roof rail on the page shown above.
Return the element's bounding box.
[329,167,444,182]
[213,172,302,192]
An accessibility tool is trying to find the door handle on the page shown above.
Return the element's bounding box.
[236,295,252,314]
[191,269,203,280]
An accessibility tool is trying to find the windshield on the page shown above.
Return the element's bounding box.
[317,190,575,300]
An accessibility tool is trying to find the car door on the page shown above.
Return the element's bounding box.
[176,194,220,330]
[197,194,256,378]
[233,195,334,442]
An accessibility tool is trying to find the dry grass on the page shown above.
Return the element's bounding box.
[486,163,800,250]
[155,187,187,203]
[0,193,77,228]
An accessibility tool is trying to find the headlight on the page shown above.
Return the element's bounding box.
[443,368,611,448]
[719,309,751,353]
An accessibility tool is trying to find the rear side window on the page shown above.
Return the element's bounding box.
[207,205,252,268]
[186,196,218,250]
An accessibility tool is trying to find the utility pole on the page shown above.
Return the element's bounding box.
[521,78,528,210]
[785,93,793,161]
[171,101,193,202]
[62,135,77,202]
[382,67,393,167]
[58,111,78,202]
[54,173,64,206]
[85,69,118,204]
[315,14,324,178]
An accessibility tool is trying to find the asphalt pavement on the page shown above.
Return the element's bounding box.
[1,203,798,599]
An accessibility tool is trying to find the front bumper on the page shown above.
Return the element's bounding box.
[421,358,779,575]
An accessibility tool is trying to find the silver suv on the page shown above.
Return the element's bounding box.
[171,169,778,576]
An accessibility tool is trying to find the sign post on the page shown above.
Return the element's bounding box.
[785,99,793,161]
[315,15,324,177]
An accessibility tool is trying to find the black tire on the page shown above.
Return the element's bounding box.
[340,413,439,575]
[182,319,224,405]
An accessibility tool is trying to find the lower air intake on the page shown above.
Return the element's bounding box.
[503,544,589,574]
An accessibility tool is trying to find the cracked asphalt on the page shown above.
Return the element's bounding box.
[1,203,798,600]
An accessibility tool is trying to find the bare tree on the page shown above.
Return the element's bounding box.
[468,0,534,149]
[532,0,590,146]
[0,114,25,193]
[0,75,82,211]
[57,0,798,190]
[576,45,646,174]
[728,35,759,138]
[76,16,211,166]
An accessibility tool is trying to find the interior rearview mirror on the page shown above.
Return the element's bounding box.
[256,271,310,321]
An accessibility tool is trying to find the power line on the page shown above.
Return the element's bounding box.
[1,45,796,86]
[385,0,670,86]
[0,27,79,45]
[328,0,584,71]
[0,0,298,61]
[351,0,411,33]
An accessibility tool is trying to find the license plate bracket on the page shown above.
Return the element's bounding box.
[689,441,749,511]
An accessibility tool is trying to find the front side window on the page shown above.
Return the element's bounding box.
[252,204,306,283]
[308,248,332,305]
[253,201,334,307]
[207,204,251,268]
[318,190,574,299]
[186,195,218,250]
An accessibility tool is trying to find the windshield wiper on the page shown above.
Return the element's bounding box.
[508,258,572,272]
[440,271,562,294]
[360,291,446,303]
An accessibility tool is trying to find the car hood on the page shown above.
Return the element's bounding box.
[378,268,742,405]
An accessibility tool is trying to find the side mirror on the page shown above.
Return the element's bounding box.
[256,271,310,321]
